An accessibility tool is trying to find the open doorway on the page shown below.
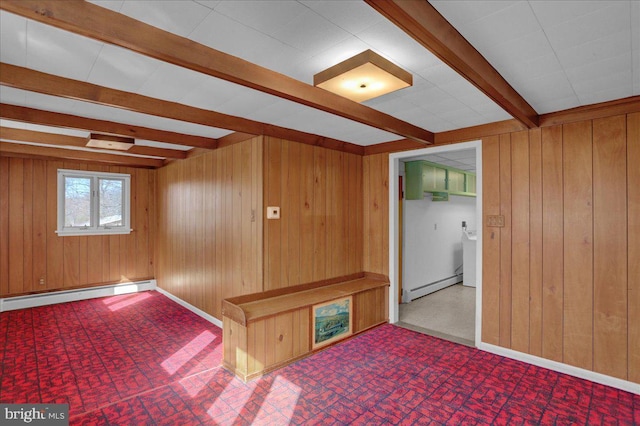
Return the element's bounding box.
[388,141,482,347]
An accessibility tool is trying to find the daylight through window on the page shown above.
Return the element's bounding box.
[57,169,131,236]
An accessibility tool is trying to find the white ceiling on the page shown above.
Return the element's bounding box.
[0,1,638,156]
[430,0,640,114]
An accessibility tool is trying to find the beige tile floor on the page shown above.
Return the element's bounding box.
[398,284,475,347]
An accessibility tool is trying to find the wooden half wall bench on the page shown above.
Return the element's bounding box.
[222,272,389,381]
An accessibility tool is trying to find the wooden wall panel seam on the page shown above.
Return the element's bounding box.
[499,134,512,348]
[528,128,543,356]
[592,115,628,380]
[627,112,640,383]
[510,130,530,353]
[481,135,501,345]
[0,158,9,294]
[561,120,594,371]
[8,158,24,293]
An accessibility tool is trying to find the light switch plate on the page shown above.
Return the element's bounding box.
[267,206,280,219]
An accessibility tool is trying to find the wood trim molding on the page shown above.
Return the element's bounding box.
[0,141,164,168]
[184,133,262,161]
[362,119,525,155]
[365,0,539,129]
[435,119,527,144]
[0,0,434,144]
[0,64,365,155]
[539,96,640,128]
[0,127,188,159]
[363,139,427,156]
[0,103,217,149]
[217,132,259,149]
[363,95,640,155]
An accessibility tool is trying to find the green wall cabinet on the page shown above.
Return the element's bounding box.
[405,160,476,200]
[447,170,466,193]
[466,173,476,194]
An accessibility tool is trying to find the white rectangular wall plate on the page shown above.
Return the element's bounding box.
[267,206,280,219]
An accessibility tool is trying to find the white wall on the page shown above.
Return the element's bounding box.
[403,193,476,299]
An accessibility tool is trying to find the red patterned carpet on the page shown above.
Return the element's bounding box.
[1,291,638,425]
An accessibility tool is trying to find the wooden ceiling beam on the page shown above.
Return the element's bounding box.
[0,63,261,137]
[0,142,164,168]
[0,0,434,144]
[366,0,539,129]
[0,103,217,149]
[0,126,188,159]
[0,64,364,154]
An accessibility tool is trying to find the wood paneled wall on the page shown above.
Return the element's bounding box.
[263,137,363,290]
[155,137,263,319]
[628,112,640,384]
[0,157,155,296]
[482,113,639,383]
[157,136,366,318]
[363,152,389,276]
[362,113,638,384]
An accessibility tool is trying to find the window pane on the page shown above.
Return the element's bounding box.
[99,178,123,226]
[64,176,92,227]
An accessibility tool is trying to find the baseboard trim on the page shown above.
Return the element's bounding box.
[404,276,461,303]
[155,287,223,329]
[478,342,640,395]
[0,280,157,312]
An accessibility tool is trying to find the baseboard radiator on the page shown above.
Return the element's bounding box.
[403,275,462,303]
[0,280,157,312]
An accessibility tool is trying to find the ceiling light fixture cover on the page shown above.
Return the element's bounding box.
[86,133,135,151]
[314,50,412,103]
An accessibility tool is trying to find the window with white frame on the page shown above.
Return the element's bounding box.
[57,169,131,236]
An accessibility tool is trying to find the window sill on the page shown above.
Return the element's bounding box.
[56,229,132,237]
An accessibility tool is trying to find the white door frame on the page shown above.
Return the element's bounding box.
[388,140,483,345]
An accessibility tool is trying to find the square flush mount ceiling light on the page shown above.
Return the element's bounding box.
[313,50,412,103]
[86,133,135,151]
